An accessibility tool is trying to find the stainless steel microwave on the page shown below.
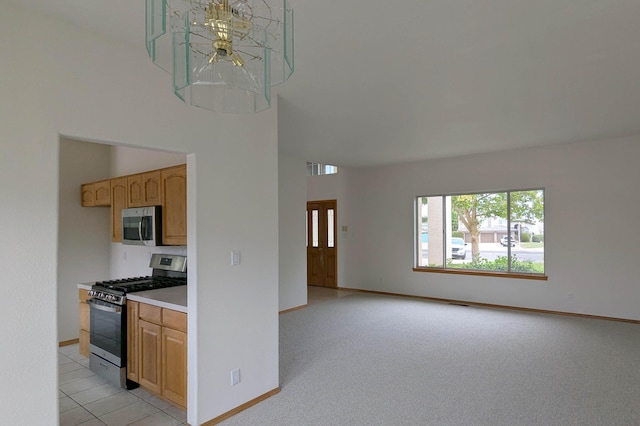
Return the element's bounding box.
[122,206,162,246]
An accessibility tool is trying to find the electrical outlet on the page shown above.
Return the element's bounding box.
[231,369,240,386]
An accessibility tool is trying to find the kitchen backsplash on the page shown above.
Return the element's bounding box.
[110,243,187,279]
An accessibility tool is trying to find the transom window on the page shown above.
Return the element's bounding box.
[415,189,545,278]
[307,162,338,176]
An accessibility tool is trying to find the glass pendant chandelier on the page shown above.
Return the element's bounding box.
[146,0,294,113]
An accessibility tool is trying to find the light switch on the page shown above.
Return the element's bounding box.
[231,368,240,386]
[231,250,241,266]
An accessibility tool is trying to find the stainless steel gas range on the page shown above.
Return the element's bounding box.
[88,253,187,389]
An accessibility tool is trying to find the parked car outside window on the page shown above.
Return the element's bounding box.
[451,237,467,259]
[500,235,517,247]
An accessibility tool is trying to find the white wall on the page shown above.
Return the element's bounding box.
[338,137,640,321]
[306,169,355,287]
[278,152,307,311]
[58,138,112,342]
[1,4,279,425]
[110,145,186,177]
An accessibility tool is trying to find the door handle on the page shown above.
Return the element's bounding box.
[87,298,122,313]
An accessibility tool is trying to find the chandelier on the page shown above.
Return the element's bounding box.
[145,0,294,113]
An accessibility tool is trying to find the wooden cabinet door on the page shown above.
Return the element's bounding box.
[129,171,161,207]
[127,302,140,383]
[79,301,90,331]
[78,289,90,357]
[111,177,128,242]
[94,180,111,206]
[127,174,144,207]
[81,184,95,207]
[161,165,187,245]
[139,319,162,394]
[162,327,187,407]
[81,180,110,206]
[142,171,161,206]
[78,302,90,357]
[79,329,90,358]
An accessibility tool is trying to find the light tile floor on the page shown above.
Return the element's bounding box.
[58,344,186,426]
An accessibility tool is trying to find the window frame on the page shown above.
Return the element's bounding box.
[413,188,547,280]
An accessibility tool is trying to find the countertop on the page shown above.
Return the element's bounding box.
[126,286,187,313]
[78,282,93,291]
[77,282,187,313]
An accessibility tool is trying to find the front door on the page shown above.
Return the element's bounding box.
[307,200,337,288]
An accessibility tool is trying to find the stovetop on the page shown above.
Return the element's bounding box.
[94,276,186,293]
[89,254,187,305]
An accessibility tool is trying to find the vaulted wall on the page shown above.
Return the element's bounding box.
[1,4,280,425]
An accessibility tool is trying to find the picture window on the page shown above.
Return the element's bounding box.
[415,189,545,278]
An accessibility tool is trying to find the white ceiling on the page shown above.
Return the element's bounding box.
[11,0,640,167]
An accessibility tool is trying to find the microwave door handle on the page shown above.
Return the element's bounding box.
[140,216,149,246]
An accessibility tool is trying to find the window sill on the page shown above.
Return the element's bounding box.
[412,267,548,281]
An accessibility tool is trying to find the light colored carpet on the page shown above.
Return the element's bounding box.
[221,292,640,425]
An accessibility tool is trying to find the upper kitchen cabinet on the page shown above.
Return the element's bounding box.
[81,179,111,207]
[82,164,186,245]
[128,171,161,207]
[81,184,94,206]
[111,177,128,242]
[161,165,187,246]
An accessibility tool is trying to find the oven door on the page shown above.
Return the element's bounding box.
[88,298,126,367]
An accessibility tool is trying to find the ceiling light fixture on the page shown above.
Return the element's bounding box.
[146,0,293,113]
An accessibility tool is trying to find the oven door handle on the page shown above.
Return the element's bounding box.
[87,298,123,313]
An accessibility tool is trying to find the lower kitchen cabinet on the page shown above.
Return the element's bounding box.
[78,289,90,357]
[130,302,187,407]
[162,327,187,407]
[139,319,162,395]
[127,301,140,383]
